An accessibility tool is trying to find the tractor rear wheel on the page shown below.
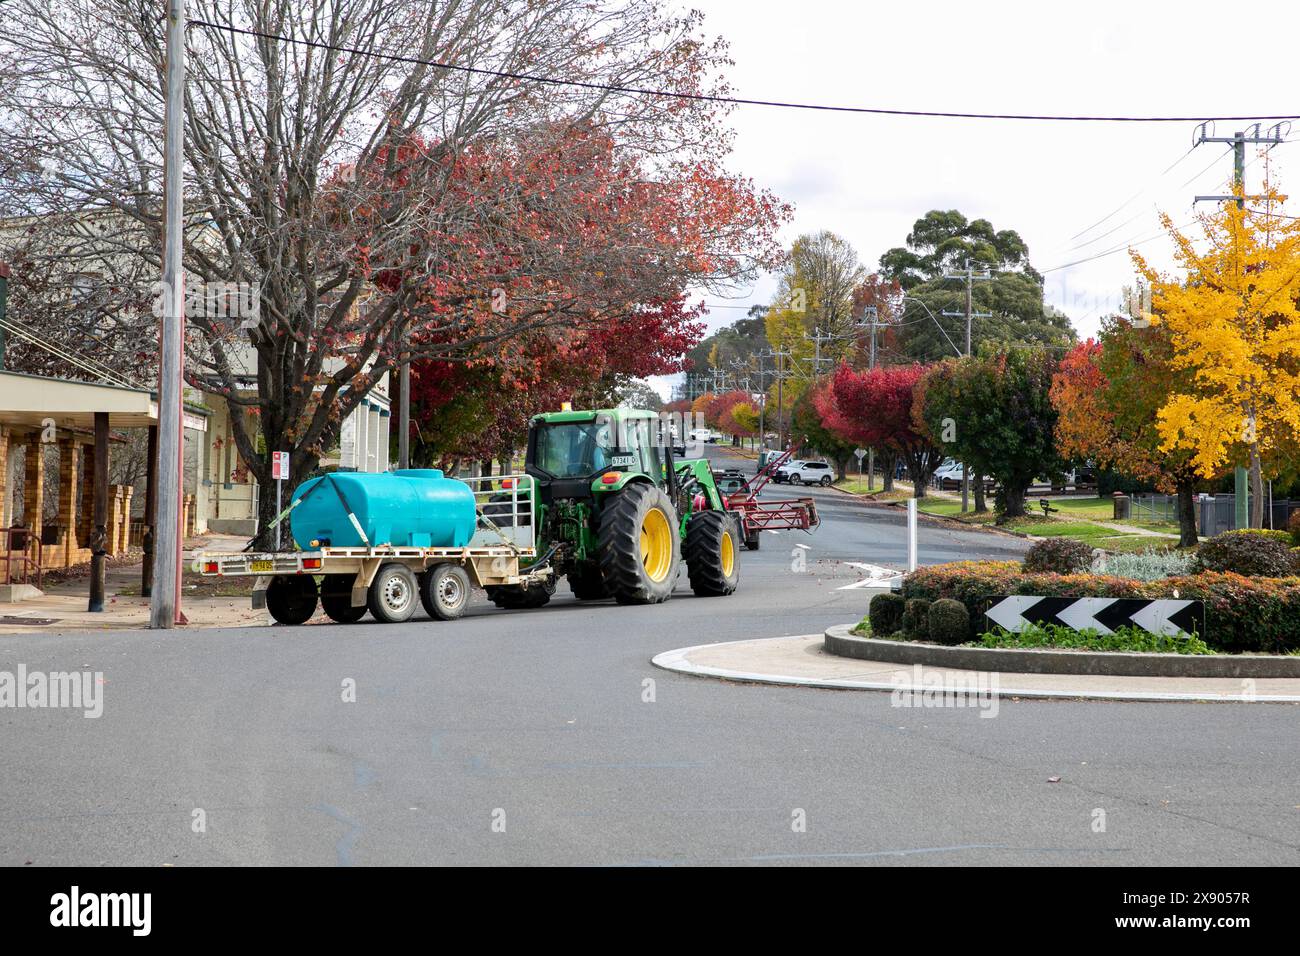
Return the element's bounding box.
[266,574,318,625]
[567,564,609,601]
[320,574,367,623]
[597,482,680,605]
[684,510,740,597]
[486,578,555,610]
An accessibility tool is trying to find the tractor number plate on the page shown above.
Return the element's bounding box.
[249,560,274,573]
[609,455,634,467]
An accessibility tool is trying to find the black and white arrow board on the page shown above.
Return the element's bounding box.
[985,596,1204,638]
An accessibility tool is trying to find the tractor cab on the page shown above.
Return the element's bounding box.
[525,409,672,504]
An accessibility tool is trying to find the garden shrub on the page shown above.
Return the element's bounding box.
[927,598,970,645]
[900,598,931,639]
[1290,510,1300,547]
[902,562,1300,653]
[868,592,905,636]
[1023,537,1095,574]
[1194,529,1294,577]
[1092,547,1196,581]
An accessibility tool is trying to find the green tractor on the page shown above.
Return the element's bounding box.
[484,407,740,610]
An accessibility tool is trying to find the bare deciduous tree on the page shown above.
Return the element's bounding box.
[1,0,780,545]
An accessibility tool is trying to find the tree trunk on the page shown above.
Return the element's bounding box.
[973,474,987,514]
[835,456,848,482]
[1249,448,1265,529]
[480,458,494,478]
[1176,478,1198,548]
[998,482,1028,521]
[880,451,895,493]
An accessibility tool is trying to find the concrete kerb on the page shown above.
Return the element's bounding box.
[651,633,1300,702]
[823,624,1300,679]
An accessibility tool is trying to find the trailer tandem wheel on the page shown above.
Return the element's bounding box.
[266,574,319,626]
[367,563,419,623]
[421,564,471,621]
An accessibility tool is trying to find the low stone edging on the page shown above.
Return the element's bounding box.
[822,623,1300,679]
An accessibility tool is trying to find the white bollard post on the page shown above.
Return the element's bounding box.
[907,497,918,572]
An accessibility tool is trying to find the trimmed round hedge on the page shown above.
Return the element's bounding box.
[868,592,905,636]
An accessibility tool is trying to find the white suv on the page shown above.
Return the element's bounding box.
[786,460,833,486]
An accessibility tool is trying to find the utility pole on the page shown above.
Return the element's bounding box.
[150,0,186,629]
[1192,122,1284,530]
[942,266,991,512]
[398,359,410,469]
[863,306,880,489]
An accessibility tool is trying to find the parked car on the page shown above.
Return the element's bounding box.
[772,460,805,483]
[785,460,834,486]
[933,458,995,491]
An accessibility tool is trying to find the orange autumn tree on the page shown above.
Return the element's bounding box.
[1134,183,1300,528]
[1051,321,1206,546]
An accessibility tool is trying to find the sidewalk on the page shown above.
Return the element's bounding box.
[653,634,1300,702]
[0,535,267,633]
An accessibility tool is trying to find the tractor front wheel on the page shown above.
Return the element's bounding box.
[567,564,609,601]
[597,482,680,605]
[684,510,740,597]
[486,578,555,610]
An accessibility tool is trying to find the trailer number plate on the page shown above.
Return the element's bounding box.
[249,560,274,573]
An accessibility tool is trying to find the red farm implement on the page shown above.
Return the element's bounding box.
[723,444,820,551]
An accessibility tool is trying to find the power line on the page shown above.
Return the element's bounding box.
[1067,146,1198,242]
[188,20,1300,125]
[1040,218,1198,274]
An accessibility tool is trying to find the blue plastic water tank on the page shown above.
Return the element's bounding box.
[289,469,477,550]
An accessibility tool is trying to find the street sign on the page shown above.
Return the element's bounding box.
[985,596,1204,638]
[271,451,289,481]
[854,448,867,461]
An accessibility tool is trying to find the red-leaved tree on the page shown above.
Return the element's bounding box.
[828,363,941,497]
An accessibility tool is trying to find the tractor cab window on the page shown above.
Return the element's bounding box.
[534,422,610,478]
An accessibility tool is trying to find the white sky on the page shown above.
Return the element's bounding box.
[651,0,1300,397]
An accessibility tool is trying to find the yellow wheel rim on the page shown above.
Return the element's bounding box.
[720,529,735,578]
[639,507,673,582]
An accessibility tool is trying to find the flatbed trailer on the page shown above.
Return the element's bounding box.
[194,474,549,625]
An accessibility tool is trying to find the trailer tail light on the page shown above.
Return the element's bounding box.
[500,478,515,489]
[203,561,219,574]
[601,473,618,484]
[302,557,322,570]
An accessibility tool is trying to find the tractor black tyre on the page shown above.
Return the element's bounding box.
[567,564,609,601]
[597,482,680,605]
[266,574,318,626]
[420,564,471,621]
[320,574,366,623]
[367,563,419,623]
[684,510,740,597]
[486,578,555,610]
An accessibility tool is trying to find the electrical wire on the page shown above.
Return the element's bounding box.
[0,317,143,389]
[187,20,1300,125]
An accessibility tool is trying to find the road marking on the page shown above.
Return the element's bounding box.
[837,561,904,590]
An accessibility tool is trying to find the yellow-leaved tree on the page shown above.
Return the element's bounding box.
[1134,184,1300,528]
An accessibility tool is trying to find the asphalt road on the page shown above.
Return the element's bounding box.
[0,446,1295,866]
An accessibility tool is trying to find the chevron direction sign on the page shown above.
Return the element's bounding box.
[985,596,1204,638]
